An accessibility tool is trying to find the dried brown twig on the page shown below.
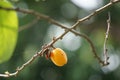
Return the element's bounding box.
[103,13,111,65]
[0,0,119,77]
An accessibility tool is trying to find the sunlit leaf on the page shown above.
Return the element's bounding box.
[0,0,18,63]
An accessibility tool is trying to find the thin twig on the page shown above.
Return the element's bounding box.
[0,43,51,77]
[70,0,120,29]
[103,12,111,65]
[0,6,68,29]
[0,49,43,77]
[19,17,40,32]
[0,43,52,77]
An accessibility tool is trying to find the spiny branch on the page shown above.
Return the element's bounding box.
[0,0,119,78]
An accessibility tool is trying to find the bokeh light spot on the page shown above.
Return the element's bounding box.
[61,3,78,19]
[45,24,81,51]
[71,0,103,10]
[102,54,120,73]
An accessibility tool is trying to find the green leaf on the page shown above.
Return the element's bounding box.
[0,0,18,63]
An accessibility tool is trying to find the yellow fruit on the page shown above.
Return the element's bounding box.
[50,48,67,66]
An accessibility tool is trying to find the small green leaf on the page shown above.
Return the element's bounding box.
[0,0,18,63]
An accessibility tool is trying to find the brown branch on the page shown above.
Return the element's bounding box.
[0,43,52,77]
[103,12,111,65]
[0,49,44,77]
[71,0,120,29]
[0,6,68,30]
[0,0,119,77]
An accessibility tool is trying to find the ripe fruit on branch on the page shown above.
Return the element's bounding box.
[50,48,68,66]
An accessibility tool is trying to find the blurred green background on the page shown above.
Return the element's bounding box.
[0,0,120,80]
